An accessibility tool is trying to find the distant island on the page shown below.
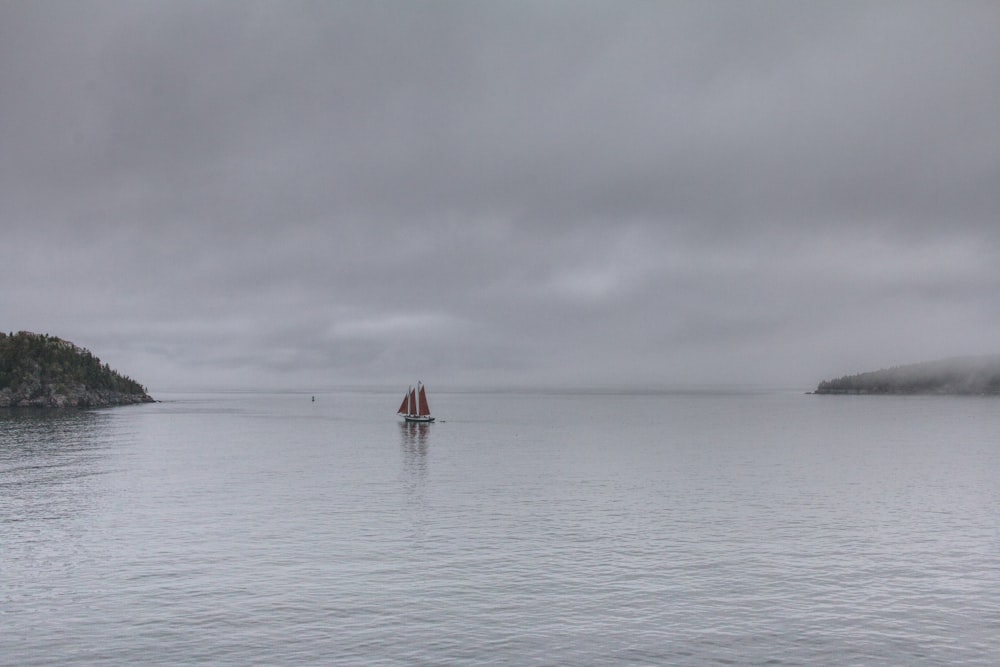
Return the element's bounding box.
[814,356,1000,395]
[0,331,154,408]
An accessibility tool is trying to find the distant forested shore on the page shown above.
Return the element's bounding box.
[814,356,1000,395]
[0,331,153,408]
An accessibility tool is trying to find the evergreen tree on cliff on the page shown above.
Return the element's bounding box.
[0,331,154,407]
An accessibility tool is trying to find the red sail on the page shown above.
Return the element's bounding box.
[409,388,418,415]
[397,391,409,415]
[417,385,431,416]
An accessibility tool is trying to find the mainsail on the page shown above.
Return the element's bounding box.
[417,384,431,416]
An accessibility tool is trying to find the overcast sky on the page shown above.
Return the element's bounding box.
[2,1,998,391]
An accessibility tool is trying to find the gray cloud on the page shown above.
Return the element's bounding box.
[2,1,998,391]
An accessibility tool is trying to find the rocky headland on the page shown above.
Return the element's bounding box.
[814,355,1000,395]
[0,331,154,408]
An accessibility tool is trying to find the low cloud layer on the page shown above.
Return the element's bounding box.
[2,2,998,390]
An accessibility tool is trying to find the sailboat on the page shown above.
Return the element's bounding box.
[397,381,435,423]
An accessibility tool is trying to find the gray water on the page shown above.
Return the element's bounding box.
[2,389,999,665]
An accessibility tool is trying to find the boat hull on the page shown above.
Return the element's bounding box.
[402,415,435,423]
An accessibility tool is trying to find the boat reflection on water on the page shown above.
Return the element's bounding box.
[399,421,429,482]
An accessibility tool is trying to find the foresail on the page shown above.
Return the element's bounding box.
[397,393,409,414]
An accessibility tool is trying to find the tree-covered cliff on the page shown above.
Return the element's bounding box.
[815,356,1000,395]
[0,331,153,407]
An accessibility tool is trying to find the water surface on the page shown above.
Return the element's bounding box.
[3,389,998,664]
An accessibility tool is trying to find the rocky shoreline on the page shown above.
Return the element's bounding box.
[0,385,154,408]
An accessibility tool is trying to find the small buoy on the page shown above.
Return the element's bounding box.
[311,396,315,402]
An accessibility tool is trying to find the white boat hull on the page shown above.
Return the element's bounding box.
[403,415,435,423]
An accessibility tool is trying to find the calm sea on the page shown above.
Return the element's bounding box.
[2,388,999,665]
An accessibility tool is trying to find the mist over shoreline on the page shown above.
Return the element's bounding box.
[815,355,1000,395]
